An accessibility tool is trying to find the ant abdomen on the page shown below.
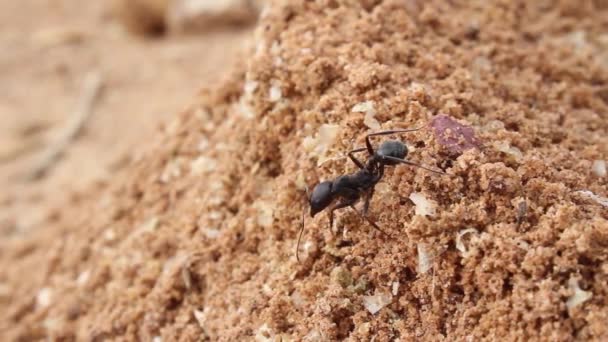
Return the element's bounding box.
[376,140,408,165]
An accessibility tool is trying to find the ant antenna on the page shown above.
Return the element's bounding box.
[296,185,310,262]
[383,156,447,175]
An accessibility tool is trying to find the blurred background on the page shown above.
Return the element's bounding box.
[0,0,260,235]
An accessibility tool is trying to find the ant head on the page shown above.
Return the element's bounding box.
[309,181,333,217]
[376,140,408,165]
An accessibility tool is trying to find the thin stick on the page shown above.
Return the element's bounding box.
[25,72,103,181]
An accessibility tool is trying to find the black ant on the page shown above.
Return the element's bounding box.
[297,128,446,261]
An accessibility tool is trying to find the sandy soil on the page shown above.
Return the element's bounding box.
[0,0,251,234]
[1,1,608,341]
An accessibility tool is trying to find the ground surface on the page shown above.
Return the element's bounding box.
[1,1,608,341]
[0,0,251,234]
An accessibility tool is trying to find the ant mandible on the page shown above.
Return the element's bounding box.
[297,128,446,261]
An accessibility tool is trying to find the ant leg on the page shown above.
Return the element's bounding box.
[371,163,385,184]
[362,187,375,216]
[360,187,388,236]
[382,156,446,175]
[328,197,358,234]
[365,128,422,155]
[347,147,367,169]
[349,205,389,237]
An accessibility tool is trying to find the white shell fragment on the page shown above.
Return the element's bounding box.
[37,287,53,308]
[362,290,392,315]
[576,190,608,207]
[391,281,400,296]
[197,138,209,152]
[76,270,90,287]
[244,80,258,96]
[364,112,381,130]
[202,227,221,239]
[409,192,437,217]
[456,228,478,254]
[255,323,273,342]
[238,99,256,119]
[304,329,323,341]
[302,124,341,166]
[566,277,593,309]
[352,101,380,130]
[140,217,159,233]
[104,229,116,241]
[495,141,523,161]
[167,0,257,34]
[255,201,274,228]
[295,172,307,190]
[0,283,10,298]
[160,159,182,183]
[417,243,434,274]
[351,101,374,113]
[269,83,282,102]
[190,155,217,174]
[193,308,208,329]
[592,160,606,177]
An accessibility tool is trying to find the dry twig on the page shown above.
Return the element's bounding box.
[25,72,103,181]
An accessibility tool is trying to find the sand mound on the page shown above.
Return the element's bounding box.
[2,1,607,340]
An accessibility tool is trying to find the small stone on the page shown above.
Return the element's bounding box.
[431,114,480,154]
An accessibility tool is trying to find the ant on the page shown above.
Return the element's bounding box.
[297,128,446,261]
